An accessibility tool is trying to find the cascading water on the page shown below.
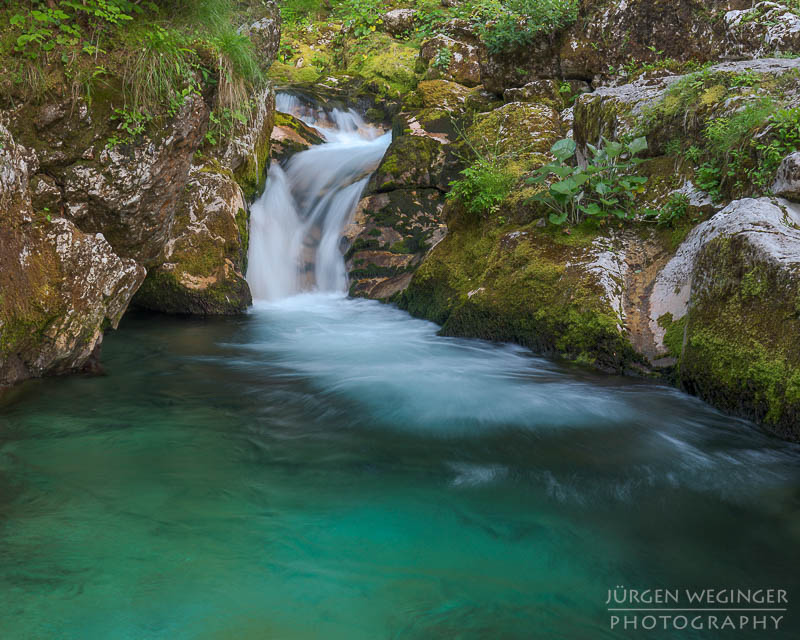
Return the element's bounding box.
[3,95,800,640]
[246,94,391,300]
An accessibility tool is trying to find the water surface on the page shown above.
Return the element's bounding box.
[1,294,799,639]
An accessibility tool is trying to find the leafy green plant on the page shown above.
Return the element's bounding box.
[528,137,649,226]
[694,101,799,199]
[432,47,452,71]
[656,192,691,227]
[106,107,149,147]
[474,0,579,54]
[336,0,384,39]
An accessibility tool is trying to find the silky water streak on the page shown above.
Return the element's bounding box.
[247,94,391,300]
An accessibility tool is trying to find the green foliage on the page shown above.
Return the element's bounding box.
[473,0,579,54]
[643,66,800,201]
[448,159,515,217]
[125,24,196,116]
[655,192,691,227]
[528,137,649,226]
[2,0,265,146]
[106,107,149,147]
[696,102,800,199]
[335,0,385,38]
[432,46,452,71]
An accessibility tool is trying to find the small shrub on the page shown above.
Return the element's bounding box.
[474,0,579,55]
[656,192,691,227]
[448,160,515,217]
[432,47,453,71]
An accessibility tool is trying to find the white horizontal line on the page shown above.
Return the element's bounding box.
[608,608,787,612]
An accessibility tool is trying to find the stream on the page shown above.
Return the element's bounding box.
[0,96,799,639]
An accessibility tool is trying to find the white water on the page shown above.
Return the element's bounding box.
[247,94,391,300]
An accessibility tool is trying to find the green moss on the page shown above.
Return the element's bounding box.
[236,207,250,272]
[374,135,440,191]
[398,220,639,372]
[657,312,687,358]
[134,267,250,316]
[268,60,322,85]
[677,234,800,438]
[345,34,419,98]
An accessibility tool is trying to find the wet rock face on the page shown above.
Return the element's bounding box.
[270,111,324,164]
[219,84,276,202]
[0,126,145,388]
[133,163,252,315]
[344,186,447,300]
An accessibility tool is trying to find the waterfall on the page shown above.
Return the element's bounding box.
[247,94,391,301]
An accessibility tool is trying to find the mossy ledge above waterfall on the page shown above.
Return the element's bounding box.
[0,0,281,390]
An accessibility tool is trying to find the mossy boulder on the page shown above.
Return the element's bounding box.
[133,163,252,315]
[345,34,420,99]
[370,134,454,192]
[398,211,640,372]
[648,197,800,440]
[419,34,483,87]
[0,125,145,388]
[465,101,562,194]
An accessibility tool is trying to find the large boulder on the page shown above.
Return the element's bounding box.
[772,152,800,201]
[419,34,483,87]
[133,163,252,315]
[0,126,144,388]
[648,198,800,439]
[6,93,210,267]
